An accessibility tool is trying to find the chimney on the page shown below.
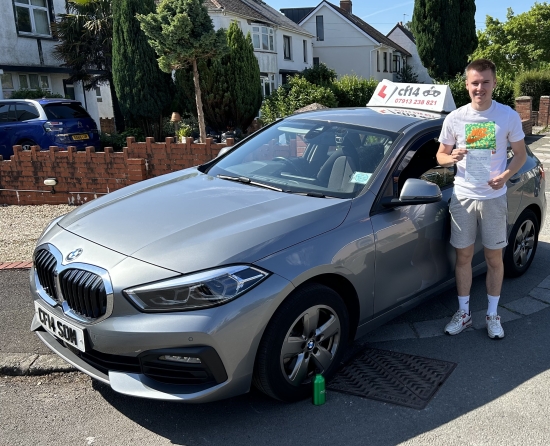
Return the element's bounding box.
[340,0,352,14]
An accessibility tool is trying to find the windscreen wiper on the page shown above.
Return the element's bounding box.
[217,175,284,192]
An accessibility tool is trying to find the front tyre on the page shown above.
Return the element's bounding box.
[253,284,349,402]
[504,209,539,277]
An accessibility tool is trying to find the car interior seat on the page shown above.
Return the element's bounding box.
[316,134,360,192]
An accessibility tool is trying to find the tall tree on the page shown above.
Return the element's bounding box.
[112,0,174,139]
[137,0,227,142]
[472,4,550,75]
[412,0,477,79]
[175,22,261,133]
[53,0,125,132]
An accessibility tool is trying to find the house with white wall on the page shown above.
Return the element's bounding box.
[282,0,411,82]
[206,0,314,95]
[387,22,433,84]
[0,0,104,127]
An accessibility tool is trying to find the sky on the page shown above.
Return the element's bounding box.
[269,0,537,36]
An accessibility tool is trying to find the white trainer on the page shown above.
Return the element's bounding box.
[486,314,505,339]
[444,309,472,335]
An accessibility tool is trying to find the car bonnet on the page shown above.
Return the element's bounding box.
[57,169,352,273]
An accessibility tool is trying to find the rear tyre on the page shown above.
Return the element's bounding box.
[504,209,539,277]
[18,139,38,151]
[253,284,349,402]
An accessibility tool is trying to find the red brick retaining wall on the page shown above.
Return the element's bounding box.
[0,137,233,205]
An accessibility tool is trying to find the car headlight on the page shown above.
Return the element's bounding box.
[123,265,269,312]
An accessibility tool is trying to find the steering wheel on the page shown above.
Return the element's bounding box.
[273,157,304,176]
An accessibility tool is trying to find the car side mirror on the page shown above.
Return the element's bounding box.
[382,178,442,208]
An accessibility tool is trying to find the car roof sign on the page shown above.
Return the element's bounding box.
[367,79,456,113]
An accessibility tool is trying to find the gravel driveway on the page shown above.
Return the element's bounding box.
[0,204,73,262]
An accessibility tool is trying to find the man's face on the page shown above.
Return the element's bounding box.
[465,68,496,110]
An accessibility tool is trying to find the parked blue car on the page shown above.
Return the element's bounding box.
[0,99,100,160]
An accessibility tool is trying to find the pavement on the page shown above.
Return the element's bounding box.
[1,128,549,378]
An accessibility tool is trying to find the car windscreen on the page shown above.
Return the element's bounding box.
[206,119,398,198]
[43,103,90,120]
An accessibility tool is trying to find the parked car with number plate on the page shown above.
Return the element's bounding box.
[29,83,546,403]
[0,99,99,159]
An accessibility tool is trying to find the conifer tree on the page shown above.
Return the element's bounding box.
[176,22,261,133]
[112,0,173,139]
[137,0,227,142]
[412,0,477,79]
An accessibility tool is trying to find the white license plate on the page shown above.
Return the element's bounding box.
[35,301,86,352]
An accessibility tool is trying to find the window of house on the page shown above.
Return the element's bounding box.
[18,73,50,90]
[376,51,380,71]
[313,57,319,67]
[303,40,307,63]
[316,16,324,41]
[252,26,274,51]
[383,52,388,71]
[1,73,15,98]
[95,87,102,102]
[261,74,276,97]
[14,0,51,36]
[388,52,392,72]
[393,55,400,73]
[283,36,292,60]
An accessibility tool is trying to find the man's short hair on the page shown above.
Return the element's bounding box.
[466,59,496,77]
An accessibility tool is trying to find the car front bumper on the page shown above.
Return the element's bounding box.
[31,268,294,402]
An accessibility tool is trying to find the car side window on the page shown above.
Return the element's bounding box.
[0,103,17,122]
[16,103,40,121]
[397,138,455,193]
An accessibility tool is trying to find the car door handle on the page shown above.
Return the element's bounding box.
[508,176,521,184]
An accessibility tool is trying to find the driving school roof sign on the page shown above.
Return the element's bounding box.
[367,79,456,113]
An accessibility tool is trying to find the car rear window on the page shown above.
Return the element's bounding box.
[43,103,90,120]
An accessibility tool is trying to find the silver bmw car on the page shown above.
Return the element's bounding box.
[30,106,546,403]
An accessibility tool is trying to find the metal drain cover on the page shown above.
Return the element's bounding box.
[328,347,457,409]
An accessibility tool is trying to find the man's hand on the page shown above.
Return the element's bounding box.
[437,143,467,167]
[488,173,507,190]
[450,148,468,164]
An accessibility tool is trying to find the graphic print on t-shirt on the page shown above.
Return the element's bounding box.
[464,122,496,184]
[465,122,496,153]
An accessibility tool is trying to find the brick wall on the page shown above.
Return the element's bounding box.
[539,96,550,128]
[515,96,532,122]
[0,137,233,205]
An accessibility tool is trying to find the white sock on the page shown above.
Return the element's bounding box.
[487,295,500,315]
[458,295,470,314]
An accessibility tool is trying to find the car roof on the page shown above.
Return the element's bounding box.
[286,107,447,133]
[0,99,82,105]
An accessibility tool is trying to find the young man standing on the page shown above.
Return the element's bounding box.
[436,59,527,339]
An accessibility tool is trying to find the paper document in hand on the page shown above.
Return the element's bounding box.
[465,149,492,183]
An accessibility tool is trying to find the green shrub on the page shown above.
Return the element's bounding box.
[100,127,145,151]
[260,76,337,125]
[395,65,419,83]
[514,70,550,111]
[330,75,378,107]
[436,74,470,108]
[10,88,64,99]
[493,73,515,109]
[300,63,337,87]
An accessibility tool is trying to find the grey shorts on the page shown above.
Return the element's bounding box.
[449,194,508,250]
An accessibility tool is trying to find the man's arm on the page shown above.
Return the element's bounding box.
[487,139,527,190]
[436,143,468,167]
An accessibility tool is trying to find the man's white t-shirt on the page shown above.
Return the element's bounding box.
[439,101,525,199]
